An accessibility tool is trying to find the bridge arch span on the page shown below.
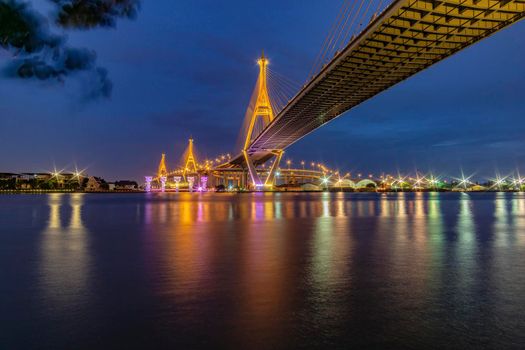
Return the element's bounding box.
[337,179,356,188]
[356,179,377,189]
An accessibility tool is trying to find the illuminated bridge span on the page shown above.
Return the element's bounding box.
[228,0,525,188]
[147,137,330,191]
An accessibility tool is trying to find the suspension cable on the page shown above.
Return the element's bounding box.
[309,0,351,79]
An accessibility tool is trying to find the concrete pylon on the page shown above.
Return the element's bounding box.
[242,51,282,190]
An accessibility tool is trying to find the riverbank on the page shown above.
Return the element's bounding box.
[1,189,524,194]
[0,189,144,194]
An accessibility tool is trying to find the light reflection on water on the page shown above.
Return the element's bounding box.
[39,193,90,315]
[1,192,525,348]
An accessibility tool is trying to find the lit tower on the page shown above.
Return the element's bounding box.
[158,153,168,178]
[243,51,274,151]
[243,51,283,189]
[183,138,198,178]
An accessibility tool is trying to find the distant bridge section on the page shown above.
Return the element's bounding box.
[232,0,524,166]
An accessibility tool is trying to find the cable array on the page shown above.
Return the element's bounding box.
[235,2,395,153]
[309,0,393,80]
[267,67,301,116]
[235,76,260,153]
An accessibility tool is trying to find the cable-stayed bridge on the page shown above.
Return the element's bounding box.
[147,0,525,191]
[223,0,525,188]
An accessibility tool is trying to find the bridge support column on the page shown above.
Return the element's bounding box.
[160,176,167,192]
[145,176,152,192]
[243,150,263,190]
[173,176,181,192]
[264,150,283,188]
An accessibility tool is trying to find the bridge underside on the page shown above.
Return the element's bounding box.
[228,0,525,166]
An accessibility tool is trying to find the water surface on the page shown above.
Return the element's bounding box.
[1,192,525,349]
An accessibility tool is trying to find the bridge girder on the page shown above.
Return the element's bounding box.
[227,0,524,166]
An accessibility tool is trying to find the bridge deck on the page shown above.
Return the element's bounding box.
[229,0,525,166]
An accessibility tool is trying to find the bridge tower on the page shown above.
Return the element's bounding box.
[243,51,283,189]
[243,51,274,150]
[183,138,198,178]
[157,153,168,179]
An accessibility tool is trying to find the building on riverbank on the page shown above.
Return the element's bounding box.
[115,180,138,190]
[1,171,87,191]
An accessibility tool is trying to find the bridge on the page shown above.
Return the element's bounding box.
[147,0,525,191]
[146,137,331,191]
[222,0,525,189]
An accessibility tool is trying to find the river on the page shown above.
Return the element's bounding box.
[1,192,525,349]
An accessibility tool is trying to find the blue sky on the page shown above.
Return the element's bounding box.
[1,0,524,181]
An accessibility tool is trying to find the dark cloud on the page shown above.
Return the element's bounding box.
[51,0,140,29]
[6,56,63,80]
[5,47,96,78]
[0,0,118,100]
[82,66,112,99]
[0,0,61,53]
[3,45,112,98]
[63,47,95,70]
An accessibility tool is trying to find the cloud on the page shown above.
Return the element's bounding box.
[51,0,140,29]
[0,0,62,53]
[0,0,140,100]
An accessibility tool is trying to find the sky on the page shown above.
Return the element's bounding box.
[1,0,525,181]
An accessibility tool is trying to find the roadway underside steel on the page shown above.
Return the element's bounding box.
[229,0,525,166]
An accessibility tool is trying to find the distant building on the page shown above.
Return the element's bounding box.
[115,180,138,190]
[58,173,77,182]
[20,173,53,181]
[0,173,20,180]
[85,176,107,192]
[469,185,487,192]
[301,183,322,191]
[275,184,303,191]
[1,171,89,190]
[0,173,20,190]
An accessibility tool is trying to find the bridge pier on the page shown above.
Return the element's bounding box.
[264,150,283,189]
[145,176,152,192]
[243,150,263,189]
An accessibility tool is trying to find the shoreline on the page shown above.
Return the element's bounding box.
[0,189,523,194]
